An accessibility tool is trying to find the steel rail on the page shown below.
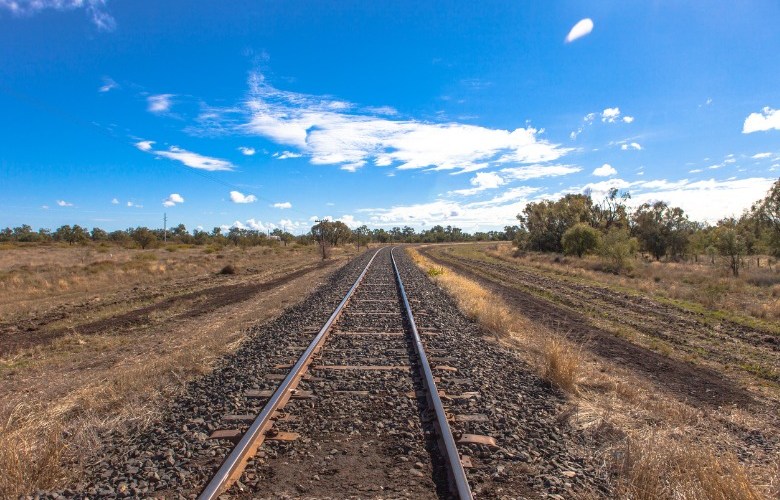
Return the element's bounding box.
[390,247,474,500]
[198,248,384,500]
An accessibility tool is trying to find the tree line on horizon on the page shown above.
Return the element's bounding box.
[0,220,517,249]
[3,177,780,276]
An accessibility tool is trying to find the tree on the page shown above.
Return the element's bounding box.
[561,223,601,258]
[631,201,692,260]
[714,219,746,277]
[751,178,780,256]
[91,227,108,241]
[517,194,593,252]
[311,220,352,259]
[592,188,631,231]
[131,227,157,249]
[599,228,639,274]
[353,225,371,250]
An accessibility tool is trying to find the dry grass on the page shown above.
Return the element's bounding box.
[615,433,761,500]
[484,242,780,328]
[0,405,66,497]
[407,245,771,499]
[0,243,353,496]
[0,243,322,320]
[542,338,580,394]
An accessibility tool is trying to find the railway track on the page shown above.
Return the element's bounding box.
[198,247,486,498]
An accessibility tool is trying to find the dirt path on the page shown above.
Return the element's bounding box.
[420,246,763,410]
[0,261,334,356]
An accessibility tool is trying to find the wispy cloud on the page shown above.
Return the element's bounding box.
[273,151,303,160]
[232,73,569,174]
[99,76,118,93]
[111,198,119,204]
[621,142,642,151]
[238,146,256,156]
[1,0,116,31]
[162,193,184,207]
[571,109,632,139]
[272,201,292,209]
[135,141,234,171]
[743,107,780,133]
[448,164,580,197]
[56,199,73,207]
[147,94,174,114]
[229,191,257,204]
[565,18,594,43]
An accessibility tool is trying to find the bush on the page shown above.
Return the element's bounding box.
[561,223,601,258]
[219,264,236,275]
[599,228,638,274]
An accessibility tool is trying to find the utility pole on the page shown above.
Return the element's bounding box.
[163,213,167,243]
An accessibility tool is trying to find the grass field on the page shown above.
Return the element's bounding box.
[0,242,356,497]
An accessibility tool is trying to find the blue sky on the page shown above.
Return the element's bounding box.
[2,1,780,233]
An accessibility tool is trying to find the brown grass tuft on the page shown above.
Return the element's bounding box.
[615,433,761,500]
[0,404,66,498]
[542,338,580,393]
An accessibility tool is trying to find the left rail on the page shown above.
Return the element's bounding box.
[198,248,383,500]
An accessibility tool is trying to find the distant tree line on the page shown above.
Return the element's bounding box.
[0,220,519,253]
[514,178,780,276]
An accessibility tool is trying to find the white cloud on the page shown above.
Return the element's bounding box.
[1,0,116,30]
[147,94,174,114]
[632,178,774,223]
[556,177,775,224]
[111,198,119,204]
[623,116,634,123]
[752,152,774,159]
[601,107,622,123]
[155,146,234,171]
[273,151,303,160]
[236,73,569,174]
[565,18,594,43]
[238,146,256,156]
[223,218,275,232]
[229,191,257,204]
[163,193,184,207]
[743,107,780,134]
[135,140,154,151]
[620,142,642,151]
[358,186,541,231]
[41,205,49,210]
[450,171,505,196]
[592,163,617,177]
[126,201,143,208]
[135,139,233,171]
[99,77,118,93]
[56,200,73,207]
[272,201,292,209]
[689,169,703,173]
